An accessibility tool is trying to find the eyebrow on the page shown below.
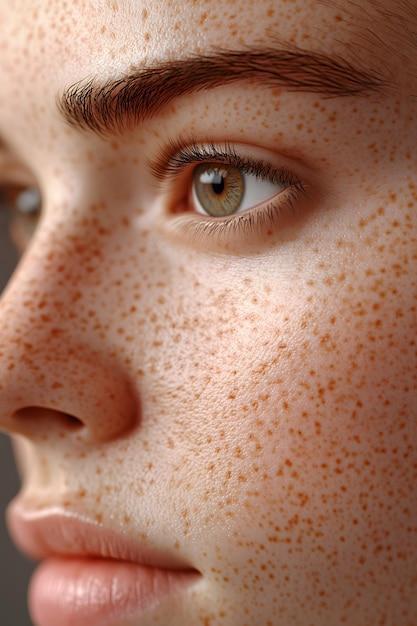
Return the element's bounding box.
[58,44,389,137]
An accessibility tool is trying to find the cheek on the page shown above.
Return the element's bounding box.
[166,230,416,604]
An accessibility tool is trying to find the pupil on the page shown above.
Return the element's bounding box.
[212,174,225,195]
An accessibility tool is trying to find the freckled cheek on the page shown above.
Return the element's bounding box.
[192,311,417,583]
[180,276,417,506]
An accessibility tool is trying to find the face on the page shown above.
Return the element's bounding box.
[0,0,416,625]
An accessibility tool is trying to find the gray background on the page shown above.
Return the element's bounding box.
[0,206,34,625]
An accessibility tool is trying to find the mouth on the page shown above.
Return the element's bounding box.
[7,501,200,626]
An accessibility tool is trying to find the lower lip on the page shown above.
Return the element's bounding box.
[29,557,198,626]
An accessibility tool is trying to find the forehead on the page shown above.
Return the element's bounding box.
[0,0,413,72]
[0,0,414,151]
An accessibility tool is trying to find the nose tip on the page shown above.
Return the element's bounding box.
[0,331,138,443]
[0,256,139,445]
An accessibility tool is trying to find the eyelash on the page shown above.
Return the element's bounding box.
[150,139,306,239]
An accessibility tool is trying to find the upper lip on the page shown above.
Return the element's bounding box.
[7,500,195,571]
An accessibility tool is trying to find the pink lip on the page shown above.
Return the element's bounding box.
[7,501,200,626]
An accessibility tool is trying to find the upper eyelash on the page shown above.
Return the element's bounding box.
[149,138,304,192]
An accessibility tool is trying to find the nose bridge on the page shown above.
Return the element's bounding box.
[0,225,138,444]
[0,220,96,365]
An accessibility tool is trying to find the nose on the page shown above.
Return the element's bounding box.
[0,227,138,445]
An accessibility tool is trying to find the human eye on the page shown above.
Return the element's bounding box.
[150,139,307,246]
[0,183,42,254]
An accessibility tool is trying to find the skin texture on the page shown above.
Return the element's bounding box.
[0,0,416,624]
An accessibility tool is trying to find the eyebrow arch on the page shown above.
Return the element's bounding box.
[58,44,388,137]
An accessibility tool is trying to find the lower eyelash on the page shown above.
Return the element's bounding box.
[173,185,305,242]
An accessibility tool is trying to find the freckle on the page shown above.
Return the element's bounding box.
[199,11,208,25]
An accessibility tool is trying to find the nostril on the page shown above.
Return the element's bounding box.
[12,407,84,431]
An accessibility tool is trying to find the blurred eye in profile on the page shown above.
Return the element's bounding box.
[0,185,41,254]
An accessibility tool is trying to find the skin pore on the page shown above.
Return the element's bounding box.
[0,0,416,625]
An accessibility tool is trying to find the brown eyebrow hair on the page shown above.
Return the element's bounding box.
[58,44,388,138]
